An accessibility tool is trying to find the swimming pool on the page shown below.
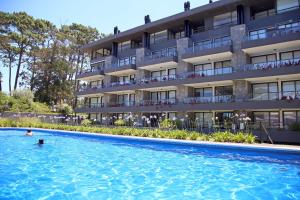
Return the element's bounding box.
[0,128,300,200]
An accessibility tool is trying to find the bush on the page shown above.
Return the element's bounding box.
[160,119,176,130]
[0,117,257,144]
[12,89,34,102]
[81,119,92,126]
[114,119,126,126]
[56,103,73,115]
[288,123,300,132]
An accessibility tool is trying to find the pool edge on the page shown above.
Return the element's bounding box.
[1,127,300,153]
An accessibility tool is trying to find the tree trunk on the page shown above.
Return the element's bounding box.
[14,48,23,90]
[8,57,12,95]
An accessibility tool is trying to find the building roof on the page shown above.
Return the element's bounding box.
[81,0,246,52]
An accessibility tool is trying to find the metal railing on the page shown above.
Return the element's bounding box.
[183,95,234,104]
[141,51,177,62]
[78,84,104,92]
[247,25,300,41]
[180,67,233,79]
[139,99,177,106]
[250,6,300,20]
[106,59,136,69]
[77,103,104,109]
[242,58,300,71]
[107,101,136,107]
[140,74,177,84]
[185,39,232,54]
[109,80,137,88]
[78,67,104,75]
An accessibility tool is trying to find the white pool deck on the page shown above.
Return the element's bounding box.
[1,127,300,152]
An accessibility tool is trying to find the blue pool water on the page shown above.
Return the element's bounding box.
[0,129,300,200]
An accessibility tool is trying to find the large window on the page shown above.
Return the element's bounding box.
[150,30,168,44]
[149,47,176,58]
[194,63,213,76]
[283,111,300,127]
[252,83,278,100]
[253,112,279,127]
[253,9,275,19]
[280,50,300,60]
[214,60,232,75]
[151,90,176,101]
[151,68,176,81]
[118,41,131,52]
[91,61,105,71]
[194,88,213,97]
[213,11,237,27]
[251,54,276,64]
[278,21,300,31]
[215,86,233,96]
[195,112,213,127]
[118,75,135,83]
[277,0,299,13]
[282,80,300,99]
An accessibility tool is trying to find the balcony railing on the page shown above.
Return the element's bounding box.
[78,67,104,75]
[109,80,136,88]
[242,58,300,71]
[78,103,104,109]
[140,74,177,84]
[107,101,136,107]
[250,92,300,101]
[180,67,233,79]
[185,39,232,54]
[247,25,300,41]
[141,51,177,62]
[106,59,136,69]
[183,95,234,104]
[139,99,177,106]
[78,84,104,92]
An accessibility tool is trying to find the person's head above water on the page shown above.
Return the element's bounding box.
[25,129,33,136]
[38,139,44,145]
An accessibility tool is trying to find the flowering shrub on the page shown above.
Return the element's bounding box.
[0,118,257,143]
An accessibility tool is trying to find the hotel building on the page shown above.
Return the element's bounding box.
[75,0,300,139]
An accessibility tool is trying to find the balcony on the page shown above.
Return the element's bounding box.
[76,84,104,96]
[242,58,300,71]
[139,99,177,106]
[242,25,300,54]
[75,103,104,113]
[182,40,232,64]
[104,61,136,76]
[180,67,233,79]
[137,51,178,70]
[107,101,136,107]
[76,68,104,81]
[183,95,234,104]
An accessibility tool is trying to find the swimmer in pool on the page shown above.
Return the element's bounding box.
[25,130,33,136]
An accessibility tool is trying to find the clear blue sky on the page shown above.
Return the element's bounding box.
[0,0,208,92]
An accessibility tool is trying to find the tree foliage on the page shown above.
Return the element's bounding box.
[0,11,102,107]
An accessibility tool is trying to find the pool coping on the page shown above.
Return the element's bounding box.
[1,127,300,153]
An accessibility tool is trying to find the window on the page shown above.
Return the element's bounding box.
[93,49,111,59]
[252,83,278,100]
[90,80,103,88]
[118,75,135,83]
[251,54,276,64]
[118,41,131,52]
[151,90,176,101]
[195,112,213,127]
[149,47,176,58]
[254,9,275,19]
[194,63,212,76]
[175,30,185,39]
[282,80,300,99]
[151,68,176,81]
[277,0,299,13]
[213,11,237,27]
[253,111,279,127]
[214,60,232,74]
[194,88,213,97]
[280,50,300,60]
[283,111,300,127]
[150,30,168,44]
[215,86,233,96]
[249,29,267,40]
